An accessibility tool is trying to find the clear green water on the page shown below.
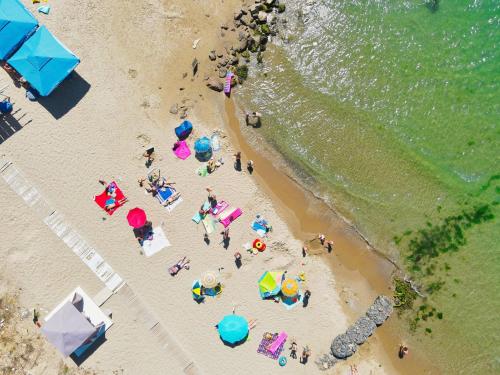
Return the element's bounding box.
[239,1,500,373]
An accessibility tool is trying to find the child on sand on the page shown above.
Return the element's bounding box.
[299,346,311,364]
[289,340,298,359]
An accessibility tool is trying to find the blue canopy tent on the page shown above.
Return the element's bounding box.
[0,0,38,60]
[7,25,80,96]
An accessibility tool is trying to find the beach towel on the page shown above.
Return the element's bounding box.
[267,332,288,355]
[202,216,218,234]
[251,221,267,237]
[257,333,286,360]
[220,208,242,228]
[94,182,125,215]
[192,201,210,224]
[196,165,209,177]
[210,200,229,217]
[173,141,191,160]
[156,187,183,212]
[224,72,234,95]
[142,227,171,257]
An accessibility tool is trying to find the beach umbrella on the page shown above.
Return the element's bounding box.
[0,0,38,60]
[201,271,219,289]
[194,136,212,161]
[192,280,204,301]
[217,314,249,345]
[281,278,299,298]
[7,26,80,96]
[126,207,147,228]
[258,271,281,299]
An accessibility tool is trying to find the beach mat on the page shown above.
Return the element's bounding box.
[142,227,171,257]
[196,165,209,177]
[257,333,286,360]
[94,182,125,215]
[210,200,229,217]
[173,140,191,160]
[192,201,211,223]
[220,208,242,228]
[202,216,218,234]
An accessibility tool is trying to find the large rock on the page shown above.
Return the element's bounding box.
[366,295,393,325]
[346,317,376,345]
[249,4,263,15]
[234,9,246,20]
[257,11,268,23]
[331,333,357,359]
[315,353,338,371]
[206,78,223,92]
[234,39,248,52]
[218,67,227,78]
[208,51,216,61]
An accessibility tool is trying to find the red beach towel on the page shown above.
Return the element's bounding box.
[94,182,126,215]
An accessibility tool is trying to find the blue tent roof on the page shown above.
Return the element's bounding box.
[8,25,80,96]
[0,0,38,60]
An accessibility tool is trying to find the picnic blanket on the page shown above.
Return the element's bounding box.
[173,141,191,160]
[156,187,183,212]
[94,182,125,215]
[142,227,171,257]
[257,333,286,360]
[210,200,229,217]
[192,201,211,224]
[202,216,218,234]
[220,208,242,228]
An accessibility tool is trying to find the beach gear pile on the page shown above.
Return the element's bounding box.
[257,331,288,360]
[257,271,304,309]
[192,271,222,301]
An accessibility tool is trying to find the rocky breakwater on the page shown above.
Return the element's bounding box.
[206,0,286,92]
[315,295,393,371]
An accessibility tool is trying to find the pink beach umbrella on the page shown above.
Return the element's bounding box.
[127,207,147,228]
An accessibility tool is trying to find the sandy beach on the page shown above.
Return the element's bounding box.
[0,1,421,374]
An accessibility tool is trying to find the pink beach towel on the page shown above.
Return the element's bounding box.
[210,200,229,217]
[220,207,242,227]
[224,72,234,94]
[267,331,288,355]
[173,141,191,160]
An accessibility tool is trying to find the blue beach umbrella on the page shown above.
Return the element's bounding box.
[8,25,80,96]
[194,136,212,161]
[217,315,249,345]
[0,0,38,60]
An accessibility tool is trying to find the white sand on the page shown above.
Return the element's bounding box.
[0,0,396,373]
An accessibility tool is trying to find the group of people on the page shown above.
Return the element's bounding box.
[99,180,127,211]
[289,340,311,364]
[233,152,254,174]
[138,169,181,206]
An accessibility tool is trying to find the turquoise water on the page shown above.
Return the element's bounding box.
[238,1,499,373]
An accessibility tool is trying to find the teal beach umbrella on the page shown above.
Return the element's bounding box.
[0,0,38,60]
[217,315,249,345]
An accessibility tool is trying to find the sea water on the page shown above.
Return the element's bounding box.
[238,1,499,373]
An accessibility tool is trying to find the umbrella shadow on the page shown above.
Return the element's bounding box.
[38,72,90,119]
[221,333,249,348]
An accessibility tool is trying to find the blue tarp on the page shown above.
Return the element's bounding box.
[0,0,38,60]
[175,120,193,140]
[8,25,80,96]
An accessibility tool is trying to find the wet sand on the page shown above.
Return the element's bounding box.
[224,98,439,374]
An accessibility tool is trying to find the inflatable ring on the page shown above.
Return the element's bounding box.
[252,239,266,252]
[278,356,287,366]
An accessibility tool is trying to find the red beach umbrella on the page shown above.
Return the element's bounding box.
[127,207,147,228]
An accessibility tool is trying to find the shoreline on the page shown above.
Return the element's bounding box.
[222,98,440,374]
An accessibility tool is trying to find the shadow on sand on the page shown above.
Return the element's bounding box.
[38,72,90,119]
[0,109,32,144]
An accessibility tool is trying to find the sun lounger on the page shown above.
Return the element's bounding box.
[210,200,229,217]
[192,201,210,223]
[93,181,126,215]
[267,331,288,355]
[219,207,242,228]
[142,227,171,257]
[257,332,286,360]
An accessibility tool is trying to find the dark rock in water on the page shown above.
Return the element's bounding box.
[208,51,216,61]
[206,78,224,92]
[218,67,227,78]
[331,333,357,359]
[366,295,393,325]
[346,317,376,345]
[315,353,338,371]
[169,103,178,114]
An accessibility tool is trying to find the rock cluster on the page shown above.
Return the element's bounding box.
[206,0,286,91]
[316,295,393,371]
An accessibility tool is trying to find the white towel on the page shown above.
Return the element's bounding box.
[142,227,171,257]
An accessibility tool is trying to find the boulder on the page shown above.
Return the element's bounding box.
[234,9,246,20]
[248,21,257,29]
[169,103,178,114]
[315,353,338,371]
[208,51,216,61]
[206,78,224,92]
[331,333,357,359]
[265,0,275,5]
[346,317,376,345]
[257,11,268,23]
[229,55,239,65]
[235,39,248,52]
[249,4,262,14]
[218,67,227,78]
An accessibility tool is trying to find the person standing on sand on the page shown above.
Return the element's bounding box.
[234,152,242,171]
[399,345,409,358]
[247,160,254,174]
[302,245,308,258]
[299,346,311,364]
[326,240,334,253]
[303,290,311,308]
[289,340,298,359]
[318,233,326,245]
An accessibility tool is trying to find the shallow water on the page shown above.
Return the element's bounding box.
[238,0,500,373]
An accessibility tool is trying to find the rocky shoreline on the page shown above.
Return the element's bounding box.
[316,295,394,371]
[205,0,286,92]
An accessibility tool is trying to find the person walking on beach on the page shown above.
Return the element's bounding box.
[221,227,230,248]
[234,152,242,171]
[302,245,308,258]
[318,233,326,245]
[247,160,254,174]
[289,340,298,359]
[234,252,242,269]
[399,344,409,358]
[245,111,262,127]
[303,289,311,308]
[326,240,334,253]
[143,147,155,168]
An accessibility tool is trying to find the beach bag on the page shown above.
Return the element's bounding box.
[175,120,193,140]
